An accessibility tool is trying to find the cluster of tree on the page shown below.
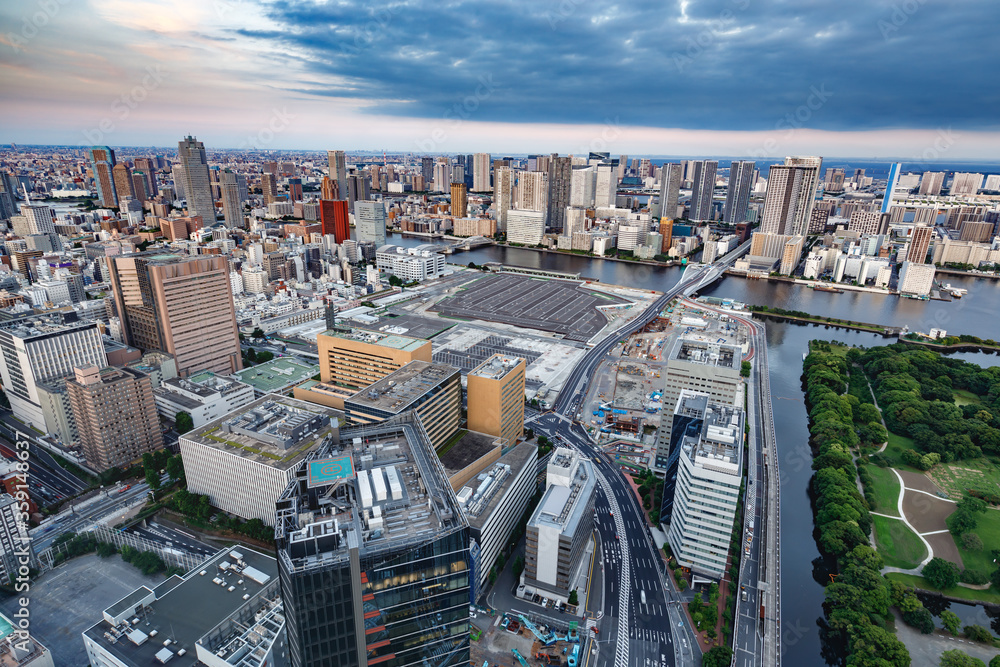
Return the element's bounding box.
[168,488,275,544]
[701,646,733,667]
[906,333,1000,348]
[175,411,194,435]
[119,545,171,576]
[940,649,1000,667]
[856,345,1000,461]
[749,305,815,319]
[142,450,184,495]
[688,583,721,639]
[740,360,751,377]
[804,345,912,666]
[52,532,100,565]
[633,469,664,524]
[242,347,274,367]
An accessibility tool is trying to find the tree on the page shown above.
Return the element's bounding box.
[940,650,987,667]
[251,327,265,339]
[568,589,578,605]
[256,351,274,363]
[741,360,751,377]
[988,656,1000,667]
[902,607,935,634]
[923,557,961,590]
[964,625,994,644]
[538,435,549,447]
[143,452,161,491]
[702,646,733,667]
[166,455,185,483]
[175,411,194,435]
[245,347,257,363]
[941,610,961,635]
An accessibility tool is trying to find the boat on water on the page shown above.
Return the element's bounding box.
[941,283,968,298]
[811,284,844,294]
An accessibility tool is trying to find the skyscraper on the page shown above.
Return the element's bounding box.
[354,200,386,246]
[19,203,55,235]
[450,182,467,217]
[177,136,216,222]
[919,171,945,196]
[881,162,902,214]
[112,163,134,205]
[320,199,350,243]
[107,252,242,377]
[595,164,616,208]
[547,155,572,232]
[347,174,369,207]
[493,166,514,227]
[908,224,933,264]
[723,160,755,224]
[433,160,451,193]
[133,157,157,195]
[950,172,984,195]
[759,158,821,237]
[421,156,434,184]
[472,153,491,191]
[327,150,348,202]
[689,160,718,222]
[782,155,822,232]
[86,146,117,207]
[275,413,470,667]
[261,172,278,205]
[515,170,548,212]
[67,364,162,472]
[659,163,682,221]
[219,169,242,228]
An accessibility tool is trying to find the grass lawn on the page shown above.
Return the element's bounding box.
[883,432,923,472]
[867,465,901,516]
[885,573,1000,605]
[926,457,1000,501]
[948,507,1000,579]
[953,389,982,407]
[872,514,926,570]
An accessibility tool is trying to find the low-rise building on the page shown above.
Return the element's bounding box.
[0,614,54,667]
[153,371,255,429]
[374,244,446,282]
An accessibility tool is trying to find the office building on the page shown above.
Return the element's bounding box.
[0,494,29,584]
[515,170,548,212]
[87,147,117,207]
[665,398,744,579]
[472,152,491,191]
[19,204,55,235]
[180,395,341,523]
[67,365,162,471]
[152,371,254,429]
[919,171,944,196]
[177,136,216,222]
[260,172,278,205]
[951,172,984,195]
[569,166,596,208]
[654,338,741,471]
[898,261,936,296]
[760,166,806,236]
[594,164,616,208]
[344,361,461,450]
[108,252,241,377]
[493,166,514,227]
[467,354,525,449]
[275,413,470,667]
[112,163,135,204]
[354,200,386,246]
[689,160,718,222]
[219,169,243,228]
[723,161,755,223]
[303,328,431,409]
[0,319,107,432]
[908,224,933,264]
[450,182,468,217]
[319,199,350,242]
[522,447,595,604]
[327,149,348,201]
[375,244,446,282]
[83,546,283,667]
[506,209,546,245]
[824,167,845,192]
[547,156,572,232]
[459,442,538,600]
[959,220,995,243]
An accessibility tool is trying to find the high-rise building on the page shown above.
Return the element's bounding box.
[472,152,491,191]
[67,364,162,471]
[433,159,451,193]
[287,177,303,202]
[131,172,148,203]
[133,157,157,195]
[327,149,348,203]
[778,156,822,233]
[347,173,369,206]
[354,200,386,246]
[107,252,242,377]
[569,166,596,208]
[759,165,810,236]
[659,163,682,221]
[450,182,467,217]
[547,156,572,232]
[898,261,936,296]
[908,224,933,264]
[320,199,350,242]
[493,166,514,227]
[87,147,117,207]
[344,361,462,450]
[275,413,471,667]
[219,169,243,228]
[653,339,741,471]
[467,354,525,448]
[0,319,107,432]
[689,160,718,222]
[882,162,902,214]
[522,447,595,604]
[951,172,984,195]
[0,494,29,585]
[177,136,216,222]
[723,161,755,224]
[515,170,548,212]
[664,395,744,579]
[506,209,546,245]
[824,167,846,192]
[261,172,278,205]
[19,204,55,235]
[171,164,186,200]
[112,163,134,205]
[594,164,616,208]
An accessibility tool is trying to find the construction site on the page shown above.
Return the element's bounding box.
[471,612,587,667]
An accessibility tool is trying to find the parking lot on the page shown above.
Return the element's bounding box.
[431,274,628,342]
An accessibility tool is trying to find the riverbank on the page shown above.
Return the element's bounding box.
[495,242,688,269]
[935,267,1000,280]
[747,306,900,336]
[899,337,1000,354]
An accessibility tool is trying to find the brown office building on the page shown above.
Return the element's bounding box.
[296,328,431,410]
[107,252,242,377]
[451,182,468,217]
[158,215,204,241]
[908,225,933,264]
[319,199,350,242]
[467,354,526,448]
[68,364,163,471]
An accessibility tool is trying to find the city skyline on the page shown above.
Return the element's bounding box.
[3,1,1000,156]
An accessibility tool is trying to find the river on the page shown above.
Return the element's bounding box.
[386,231,1000,664]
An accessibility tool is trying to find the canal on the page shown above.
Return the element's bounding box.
[386,232,1000,664]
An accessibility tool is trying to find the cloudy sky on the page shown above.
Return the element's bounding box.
[2,0,999,157]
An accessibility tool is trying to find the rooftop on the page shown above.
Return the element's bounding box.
[276,412,466,571]
[182,394,341,469]
[530,447,595,537]
[459,442,537,530]
[345,360,459,414]
[669,338,740,370]
[468,354,524,380]
[439,430,500,475]
[679,399,745,476]
[154,373,250,409]
[230,357,319,394]
[83,546,281,667]
[319,326,428,352]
